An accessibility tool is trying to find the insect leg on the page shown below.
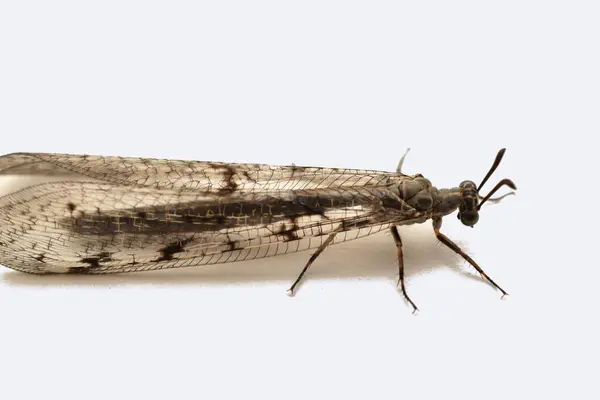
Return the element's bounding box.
[287,228,340,296]
[432,217,508,297]
[390,225,418,313]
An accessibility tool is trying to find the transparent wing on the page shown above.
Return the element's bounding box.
[0,181,407,274]
[0,152,399,193]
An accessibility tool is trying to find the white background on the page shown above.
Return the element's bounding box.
[1,1,598,399]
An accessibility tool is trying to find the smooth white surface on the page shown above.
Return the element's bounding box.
[0,1,598,399]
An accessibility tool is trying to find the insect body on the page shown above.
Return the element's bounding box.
[0,149,516,311]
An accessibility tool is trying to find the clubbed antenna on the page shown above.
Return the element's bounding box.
[477,179,517,210]
[475,149,517,209]
[477,148,506,193]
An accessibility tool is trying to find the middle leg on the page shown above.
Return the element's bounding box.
[390,225,418,313]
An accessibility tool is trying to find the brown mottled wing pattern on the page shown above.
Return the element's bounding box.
[0,153,408,274]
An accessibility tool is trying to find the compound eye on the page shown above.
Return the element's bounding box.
[460,210,479,226]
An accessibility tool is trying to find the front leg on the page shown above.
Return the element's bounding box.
[432,217,508,297]
[390,226,418,313]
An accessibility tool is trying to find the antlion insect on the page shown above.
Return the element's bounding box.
[0,149,515,311]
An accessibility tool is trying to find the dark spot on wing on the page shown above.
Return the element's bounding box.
[242,170,257,183]
[223,236,238,252]
[67,202,76,212]
[84,252,112,265]
[33,254,46,263]
[156,237,195,262]
[80,258,100,269]
[209,163,238,194]
[68,252,113,273]
[275,216,300,241]
[67,267,88,273]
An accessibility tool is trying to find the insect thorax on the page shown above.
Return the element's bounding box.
[387,176,462,218]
